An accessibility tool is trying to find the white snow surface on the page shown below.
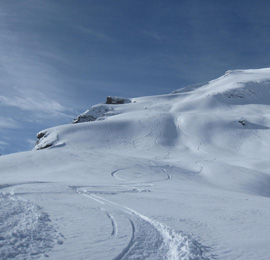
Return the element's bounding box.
[1,68,270,259]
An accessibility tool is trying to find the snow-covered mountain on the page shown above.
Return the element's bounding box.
[1,68,270,260]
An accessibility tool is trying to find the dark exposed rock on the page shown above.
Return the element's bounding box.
[238,120,246,126]
[106,96,131,104]
[72,115,96,124]
[37,132,46,139]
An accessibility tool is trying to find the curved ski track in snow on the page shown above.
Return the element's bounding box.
[106,212,118,237]
[148,162,172,181]
[112,219,136,260]
[132,124,153,149]
[99,207,118,237]
[111,168,130,181]
[111,165,172,184]
[77,189,210,260]
[177,123,217,174]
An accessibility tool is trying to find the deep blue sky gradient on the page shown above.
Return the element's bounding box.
[1,0,270,154]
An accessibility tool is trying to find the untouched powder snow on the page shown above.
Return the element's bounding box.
[1,68,270,259]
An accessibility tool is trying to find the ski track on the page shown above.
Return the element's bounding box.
[77,189,210,260]
[154,119,162,145]
[113,219,136,260]
[99,207,118,237]
[132,127,153,149]
[111,168,130,181]
[111,165,172,184]
[177,124,217,174]
[107,212,118,237]
[151,165,172,180]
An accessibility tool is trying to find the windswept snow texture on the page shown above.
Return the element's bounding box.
[1,68,270,259]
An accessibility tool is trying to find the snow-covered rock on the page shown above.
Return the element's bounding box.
[72,96,132,124]
[72,104,112,123]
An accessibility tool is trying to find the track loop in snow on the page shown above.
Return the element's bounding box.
[110,165,172,184]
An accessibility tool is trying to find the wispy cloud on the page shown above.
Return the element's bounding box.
[141,29,162,41]
[0,2,77,122]
[0,93,65,114]
[0,140,9,146]
[0,117,19,129]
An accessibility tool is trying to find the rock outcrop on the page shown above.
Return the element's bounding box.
[72,96,132,124]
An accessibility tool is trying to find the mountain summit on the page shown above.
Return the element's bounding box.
[1,68,270,260]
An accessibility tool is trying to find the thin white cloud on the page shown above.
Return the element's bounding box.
[0,140,9,146]
[0,95,65,113]
[141,29,162,41]
[0,2,76,111]
[0,117,19,129]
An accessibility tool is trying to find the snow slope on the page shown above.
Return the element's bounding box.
[1,68,270,259]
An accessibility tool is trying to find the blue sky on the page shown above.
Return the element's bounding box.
[1,0,270,154]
